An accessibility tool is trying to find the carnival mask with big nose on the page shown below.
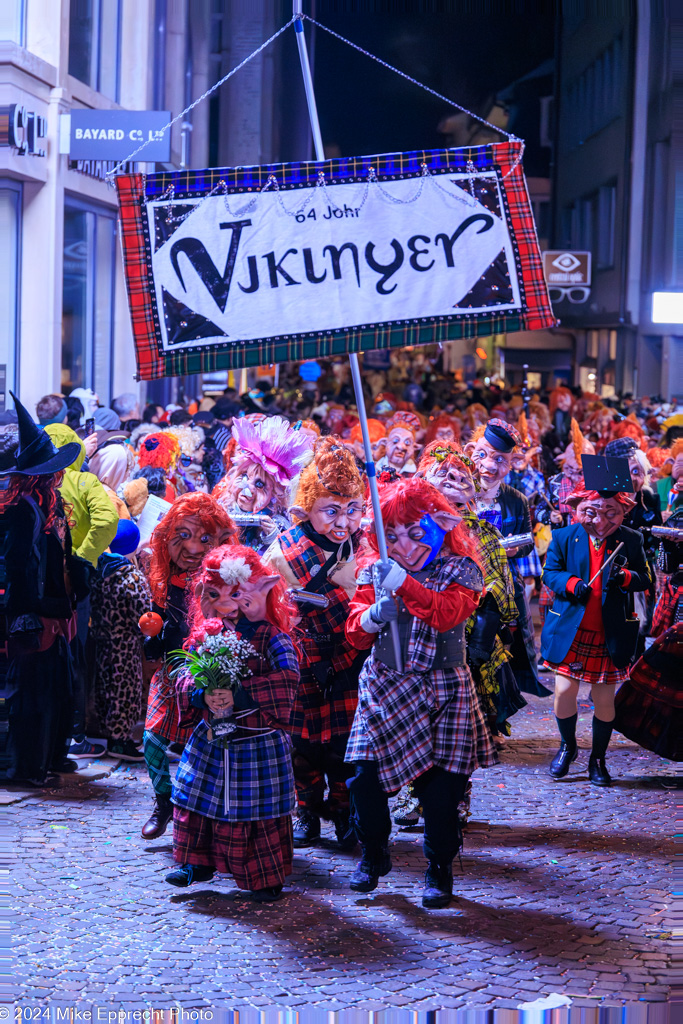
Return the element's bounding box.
[385,427,415,470]
[300,496,364,544]
[467,437,513,490]
[199,575,279,625]
[385,511,461,571]
[575,497,626,540]
[234,463,274,513]
[167,515,232,573]
[425,462,477,506]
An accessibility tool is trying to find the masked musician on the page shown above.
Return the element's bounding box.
[213,417,310,554]
[541,484,651,786]
[344,477,496,909]
[263,437,365,851]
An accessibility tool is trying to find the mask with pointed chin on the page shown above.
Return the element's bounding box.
[424,462,476,506]
[384,510,461,571]
[385,427,415,469]
[575,497,626,540]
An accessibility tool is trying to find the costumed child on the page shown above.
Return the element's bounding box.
[168,544,299,902]
[541,467,651,786]
[140,493,236,839]
[213,416,310,555]
[344,477,496,908]
[418,441,522,734]
[263,436,365,850]
[465,419,549,697]
[375,412,419,477]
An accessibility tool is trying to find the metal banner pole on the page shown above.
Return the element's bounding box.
[293,3,403,671]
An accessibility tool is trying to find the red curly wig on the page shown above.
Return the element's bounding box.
[365,476,482,566]
[138,431,181,471]
[565,487,636,511]
[147,492,237,607]
[549,386,574,416]
[186,543,297,641]
[294,435,364,515]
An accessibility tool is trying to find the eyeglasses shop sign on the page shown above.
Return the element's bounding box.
[69,110,171,162]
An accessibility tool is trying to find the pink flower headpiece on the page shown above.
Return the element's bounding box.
[231,416,310,486]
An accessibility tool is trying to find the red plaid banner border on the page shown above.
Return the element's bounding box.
[115,141,556,381]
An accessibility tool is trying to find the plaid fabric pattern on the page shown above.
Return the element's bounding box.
[115,141,555,381]
[144,666,198,744]
[269,524,360,743]
[173,806,293,890]
[142,729,172,799]
[346,661,497,792]
[510,547,543,579]
[173,722,295,821]
[652,580,682,637]
[172,623,298,820]
[543,628,630,685]
[460,510,516,719]
[614,623,682,762]
[505,468,550,505]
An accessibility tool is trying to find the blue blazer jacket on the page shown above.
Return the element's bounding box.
[540,523,651,670]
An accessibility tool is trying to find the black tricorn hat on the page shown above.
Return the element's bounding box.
[3,392,81,476]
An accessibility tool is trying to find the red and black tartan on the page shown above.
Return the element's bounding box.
[652,581,682,638]
[173,806,293,891]
[145,667,197,745]
[278,526,359,742]
[543,627,629,686]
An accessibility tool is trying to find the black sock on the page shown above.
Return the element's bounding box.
[592,716,615,759]
[555,714,577,749]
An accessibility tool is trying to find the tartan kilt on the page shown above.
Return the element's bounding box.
[289,668,358,744]
[543,628,629,685]
[614,623,683,761]
[173,806,293,890]
[144,665,196,745]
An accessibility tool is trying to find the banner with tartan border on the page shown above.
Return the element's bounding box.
[115,140,555,381]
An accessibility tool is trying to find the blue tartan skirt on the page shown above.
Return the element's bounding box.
[172,720,295,822]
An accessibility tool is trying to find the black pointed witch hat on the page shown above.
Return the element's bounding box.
[5,392,81,476]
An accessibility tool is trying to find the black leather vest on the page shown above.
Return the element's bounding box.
[374,560,481,671]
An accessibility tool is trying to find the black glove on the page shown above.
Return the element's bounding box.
[608,555,628,589]
[468,596,502,667]
[569,580,591,603]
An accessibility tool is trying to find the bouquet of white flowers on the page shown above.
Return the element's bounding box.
[169,619,256,743]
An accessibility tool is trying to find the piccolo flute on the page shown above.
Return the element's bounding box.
[230,512,268,527]
[651,525,683,542]
[287,588,330,609]
[500,532,534,551]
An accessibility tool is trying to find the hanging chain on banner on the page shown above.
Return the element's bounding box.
[107,12,521,183]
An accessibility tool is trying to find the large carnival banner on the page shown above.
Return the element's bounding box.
[116,141,556,380]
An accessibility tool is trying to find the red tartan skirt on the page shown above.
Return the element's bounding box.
[173,806,293,891]
[543,628,629,685]
[144,667,196,745]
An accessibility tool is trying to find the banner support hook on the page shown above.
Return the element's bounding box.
[293,0,403,672]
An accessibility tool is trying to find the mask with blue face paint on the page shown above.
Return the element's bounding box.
[418,513,447,569]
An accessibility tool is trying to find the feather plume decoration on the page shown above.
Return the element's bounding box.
[571,418,585,466]
[231,416,310,486]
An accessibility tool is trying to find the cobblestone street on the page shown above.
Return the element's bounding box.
[9,691,674,1015]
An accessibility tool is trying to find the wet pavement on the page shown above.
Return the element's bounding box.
[9,688,674,1014]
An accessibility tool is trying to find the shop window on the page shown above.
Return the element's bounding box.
[0,183,21,408]
[0,0,26,43]
[68,0,121,101]
[62,200,116,401]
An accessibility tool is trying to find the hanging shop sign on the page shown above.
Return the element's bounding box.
[69,110,171,161]
[542,250,591,287]
[115,141,556,380]
[0,104,47,156]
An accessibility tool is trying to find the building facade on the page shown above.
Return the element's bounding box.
[551,0,683,402]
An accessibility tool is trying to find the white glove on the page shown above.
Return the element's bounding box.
[373,559,407,593]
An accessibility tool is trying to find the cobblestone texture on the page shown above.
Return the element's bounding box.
[10,691,674,1012]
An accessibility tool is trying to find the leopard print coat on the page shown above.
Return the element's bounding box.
[91,562,151,741]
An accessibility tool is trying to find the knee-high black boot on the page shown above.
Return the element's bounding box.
[589,716,614,786]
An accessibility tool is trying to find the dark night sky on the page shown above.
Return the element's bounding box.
[305,7,556,156]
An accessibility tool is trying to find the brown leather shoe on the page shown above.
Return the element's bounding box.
[141,796,173,840]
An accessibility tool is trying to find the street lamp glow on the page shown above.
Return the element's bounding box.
[652,291,683,323]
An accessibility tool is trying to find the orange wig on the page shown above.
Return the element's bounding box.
[293,435,364,515]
